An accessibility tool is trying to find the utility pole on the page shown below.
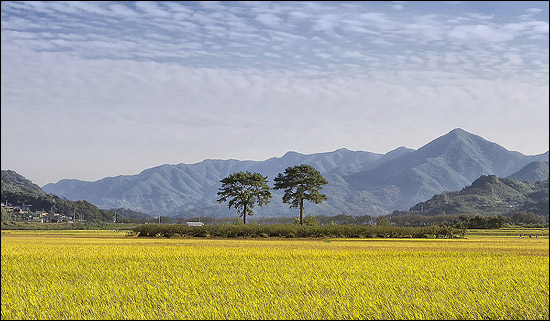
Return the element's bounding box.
[114,209,117,223]
[442,193,446,215]
[158,211,161,224]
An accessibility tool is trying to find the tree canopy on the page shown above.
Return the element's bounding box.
[274,164,328,225]
[217,171,272,224]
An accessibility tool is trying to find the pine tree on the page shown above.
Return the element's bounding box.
[274,164,328,225]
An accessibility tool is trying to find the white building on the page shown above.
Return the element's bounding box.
[185,222,204,226]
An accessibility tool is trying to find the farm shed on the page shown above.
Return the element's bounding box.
[185,222,204,226]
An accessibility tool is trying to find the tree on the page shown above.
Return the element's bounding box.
[356,214,375,225]
[511,212,545,226]
[303,214,318,226]
[274,164,328,225]
[376,216,390,226]
[331,213,356,225]
[1,206,12,223]
[217,171,272,224]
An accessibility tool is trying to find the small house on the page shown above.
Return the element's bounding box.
[185,222,204,226]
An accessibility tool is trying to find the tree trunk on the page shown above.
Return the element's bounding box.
[299,198,304,225]
[243,204,247,224]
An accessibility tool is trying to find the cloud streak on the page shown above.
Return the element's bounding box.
[1,1,548,186]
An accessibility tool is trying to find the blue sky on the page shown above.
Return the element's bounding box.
[1,1,549,186]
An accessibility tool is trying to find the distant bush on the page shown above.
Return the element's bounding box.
[131,224,465,239]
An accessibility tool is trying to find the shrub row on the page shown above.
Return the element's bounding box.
[131,224,464,239]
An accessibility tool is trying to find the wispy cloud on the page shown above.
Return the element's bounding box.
[1,1,548,185]
[255,13,283,28]
[447,24,515,42]
[1,1,547,82]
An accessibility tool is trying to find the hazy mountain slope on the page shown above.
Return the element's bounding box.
[507,161,549,183]
[44,149,383,216]
[42,128,549,217]
[345,128,549,210]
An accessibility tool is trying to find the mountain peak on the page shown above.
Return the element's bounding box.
[471,174,500,187]
[422,127,500,154]
[385,146,413,155]
[282,151,302,158]
[448,128,469,135]
[418,128,480,153]
[444,128,478,141]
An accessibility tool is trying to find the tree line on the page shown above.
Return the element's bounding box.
[132,223,463,239]
[388,212,548,228]
[217,164,328,225]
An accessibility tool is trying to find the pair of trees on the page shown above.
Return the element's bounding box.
[217,164,328,225]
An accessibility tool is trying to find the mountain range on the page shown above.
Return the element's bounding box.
[42,128,549,218]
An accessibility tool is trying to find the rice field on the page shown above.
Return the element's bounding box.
[466,227,549,237]
[1,230,548,320]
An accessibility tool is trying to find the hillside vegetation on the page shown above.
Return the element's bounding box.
[405,175,549,217]
[1,170,150,223]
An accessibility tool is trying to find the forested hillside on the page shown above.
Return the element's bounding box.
[1,170,151,223]
[406,175,549,217]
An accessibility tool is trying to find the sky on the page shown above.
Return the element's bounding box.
[1,1,549,187]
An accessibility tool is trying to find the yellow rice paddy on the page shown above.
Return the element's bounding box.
[1,230,548,320]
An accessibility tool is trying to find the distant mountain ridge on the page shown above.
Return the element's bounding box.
[43,148,383,217]
[507,161,549,183]
[345,128,548,210]
[42,128,549,217]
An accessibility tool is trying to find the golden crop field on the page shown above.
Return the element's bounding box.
[1,230,548,320]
